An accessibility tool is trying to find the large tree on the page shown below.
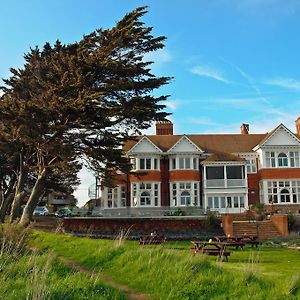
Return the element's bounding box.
[0,6,171,225]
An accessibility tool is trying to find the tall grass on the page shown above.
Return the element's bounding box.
[0,225,126,299]
[33,231,300,299]
[0,223,31,256]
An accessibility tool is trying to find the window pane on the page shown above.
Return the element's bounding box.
[206,166,224,179]
[240,196,245,208]
[227,166,243,179]
[146,158,151,169]
[172,158,176,169]
[193,158,197,169]
[154,159,158,170]
[207,197,213,208]
[214,197,219,208]
[221,197,226,208]
[185,158,190,169]
[227,197,232,208]
[234,196,239,208]
[140,158,145,169]
[179,158,184,169]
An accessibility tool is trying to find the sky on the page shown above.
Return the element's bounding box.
[1,0,300,206]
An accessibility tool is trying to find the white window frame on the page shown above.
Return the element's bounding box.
[169,156,199,170]
[170,181,200,207]
[131,182,161,207]
[266,180,300,204]
[104,186,126,208]
[130,157,160,171]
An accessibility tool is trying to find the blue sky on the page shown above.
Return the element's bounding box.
[1,0,300,205]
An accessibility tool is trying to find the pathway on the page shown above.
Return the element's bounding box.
[60,257,151,300]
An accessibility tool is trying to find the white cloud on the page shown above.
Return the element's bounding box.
[220,57,270,105]
[190,65,231,84]
[143,49,172,65]
[164,99,184,111]
[264,78,300,91]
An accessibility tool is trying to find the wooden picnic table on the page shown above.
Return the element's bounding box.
[139,234,166,245]
[237,235,259,248]
[213,236,245,250]
[191,241,231,261]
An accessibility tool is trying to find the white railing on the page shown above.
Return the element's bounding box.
[205,179,246,188]
[206,179,225,188]
[227,179,246,187]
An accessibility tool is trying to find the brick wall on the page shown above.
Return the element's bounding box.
[169,170,201,181]
[259,168,300,179]
[247,173,260,205]
[62,217,222,239]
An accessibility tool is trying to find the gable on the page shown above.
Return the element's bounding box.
[262,125,300,147]
[127,136,162,154]
[167,135,203,154]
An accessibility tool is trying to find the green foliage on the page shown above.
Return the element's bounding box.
[0,6,171,224]
[287,213,296,230]
[0,252,126,299]
[0,223,31,256]
[205,211,220,229]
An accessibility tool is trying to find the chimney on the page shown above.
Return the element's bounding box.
[156,120,173,135]
[240,123,249,134]
[296,117,300,135]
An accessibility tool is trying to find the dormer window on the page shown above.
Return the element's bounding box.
[131,157,160,170]
[140,158,151,170]
[266,152,276,168]
[169,156,199,170]
[290,152,300,167]
[278,153,288,167]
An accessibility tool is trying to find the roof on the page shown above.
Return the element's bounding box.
[123,133,267,154]
[202,151,245,162]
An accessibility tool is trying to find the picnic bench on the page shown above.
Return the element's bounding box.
[139,234,166,245]
[213,236,245,250]
[238,235,259,248]
[191,241,231,261]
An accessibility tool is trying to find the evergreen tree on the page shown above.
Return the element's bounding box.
[0,6,171,225]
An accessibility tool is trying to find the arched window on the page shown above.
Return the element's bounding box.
[278,153,288,167]
[140,191,151,206]
[180,191,191,206]
[280,188,290,203]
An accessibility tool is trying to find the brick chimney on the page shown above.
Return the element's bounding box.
[156,120,173,135]
[296,117,300,134]
[240,123,249,134]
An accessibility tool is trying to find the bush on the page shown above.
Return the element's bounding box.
[0,223,31,256]
[287,213,296,230]
[205,212,220,229]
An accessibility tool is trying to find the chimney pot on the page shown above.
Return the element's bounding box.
[240,123,249,134]
[296,117,300,135]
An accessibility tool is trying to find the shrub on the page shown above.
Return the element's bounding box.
[287,213,296,230]
[205,212,220,229]
[0,223,31,256]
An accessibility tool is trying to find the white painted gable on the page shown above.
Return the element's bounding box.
[168,135,203,153]
[262,125,300,146]
[128,136,162,154]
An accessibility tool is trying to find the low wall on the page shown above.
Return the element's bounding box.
[62,217,223,239]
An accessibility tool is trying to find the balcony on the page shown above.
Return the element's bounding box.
[205,179,246,188]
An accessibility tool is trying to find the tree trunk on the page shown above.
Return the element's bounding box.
[19,169,47,227]
[10,155,28,222]
[10,191,27,222]
[0,193,14,223]
[0,176,16,223]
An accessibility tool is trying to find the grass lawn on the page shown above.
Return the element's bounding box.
[31,231,300,300]
[0,251,126,300]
